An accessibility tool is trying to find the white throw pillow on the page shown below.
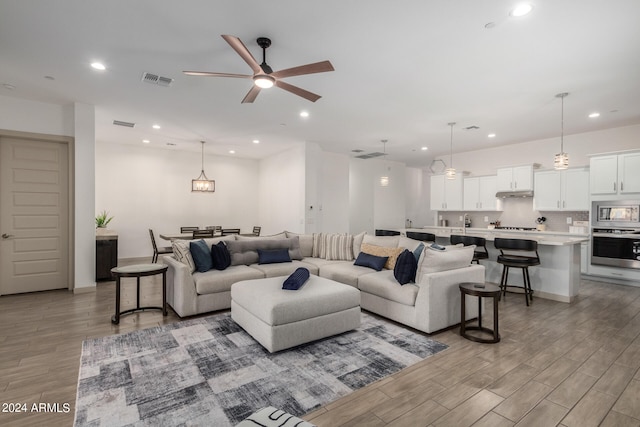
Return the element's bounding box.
[415,244,475,283]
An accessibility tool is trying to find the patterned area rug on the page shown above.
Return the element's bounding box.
[74,312,448,426]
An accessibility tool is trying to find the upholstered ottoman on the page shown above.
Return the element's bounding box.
[231,275,361,352]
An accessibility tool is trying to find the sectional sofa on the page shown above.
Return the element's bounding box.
[162,231,485,334]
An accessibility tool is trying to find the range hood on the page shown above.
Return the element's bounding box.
[495,190,534,198]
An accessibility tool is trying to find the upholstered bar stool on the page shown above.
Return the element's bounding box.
[406,231,436,242]
[451,235,489,264]
[494,238,540,306]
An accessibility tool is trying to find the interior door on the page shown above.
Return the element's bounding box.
[0,136,69,295]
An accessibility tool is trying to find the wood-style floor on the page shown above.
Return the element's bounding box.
[1,271,639,427]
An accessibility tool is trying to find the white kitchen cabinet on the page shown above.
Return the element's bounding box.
[430,174,463,211]
[463,176,502,211]
[534,168,589,211]
[590,152,640,196]
[496,165,533,192]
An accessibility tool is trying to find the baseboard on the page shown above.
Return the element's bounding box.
[74,285,96,294]
[486,281,573,303]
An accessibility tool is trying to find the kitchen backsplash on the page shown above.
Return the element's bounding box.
[438,197,589,232]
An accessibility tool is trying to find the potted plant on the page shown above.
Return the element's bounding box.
[95,210,114,229]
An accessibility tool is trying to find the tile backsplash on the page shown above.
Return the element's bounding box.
[438,198,589,232]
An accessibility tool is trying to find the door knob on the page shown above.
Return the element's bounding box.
[2,233,14,239]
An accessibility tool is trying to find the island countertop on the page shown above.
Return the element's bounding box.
[405,227,589,246]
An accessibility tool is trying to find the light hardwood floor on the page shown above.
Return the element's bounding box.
[1,272,639,427]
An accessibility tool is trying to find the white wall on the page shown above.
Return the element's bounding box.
[96,142,259,258]
[433,124,640,177]
[319,151,350,233]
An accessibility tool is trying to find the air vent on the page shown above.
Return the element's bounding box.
[141,72,174,87]
[355,152,386,159]
[351,149,364,153]
[464,125,480,130]
[112,120,136,128]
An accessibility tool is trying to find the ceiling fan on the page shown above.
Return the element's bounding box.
[184,35,335,103]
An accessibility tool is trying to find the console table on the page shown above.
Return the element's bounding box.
[111,263,168,324]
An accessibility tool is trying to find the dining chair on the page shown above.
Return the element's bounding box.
[180,226,199,233]
[149,229,172,263]
[252,226,261,236]
[206,225,222,235]
[221,228,241,236]
[192,229,214,239]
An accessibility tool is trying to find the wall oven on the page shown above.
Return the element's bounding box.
[591,201,640,269]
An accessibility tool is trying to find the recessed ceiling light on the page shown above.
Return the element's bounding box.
[588,112,600,118]
[488,133,496,138]
[510,3,533,17]
[229,150,235,154]
[91,62,106,71]
[142,139,150,144]
[300,111,309,118]
[252,139,260,144]
[152,124,161,129]
[421,147,428,151]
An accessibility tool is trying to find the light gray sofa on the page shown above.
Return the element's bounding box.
[162,231,484,334]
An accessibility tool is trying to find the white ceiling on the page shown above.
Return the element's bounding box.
[2,0,640,167]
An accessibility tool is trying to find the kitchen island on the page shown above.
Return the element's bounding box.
[404,227,589,303]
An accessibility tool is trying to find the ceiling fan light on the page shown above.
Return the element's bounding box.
[253,75,275,89]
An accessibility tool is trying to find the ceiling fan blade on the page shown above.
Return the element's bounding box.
[183,71,252,78]
[274,80,322,102]
[221,35,262,75]
[271,60,335,79]
[241,85,262,103]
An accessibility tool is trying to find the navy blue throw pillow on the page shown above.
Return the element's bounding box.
[282,267,310,290]
[257,248,292,264]
[210,241,231,270]
[190,239,213,272]
[354,252,388,271]
[413,242,425,263]
[394,249,418,285]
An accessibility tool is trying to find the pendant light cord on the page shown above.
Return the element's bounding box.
[560,95,564,153]
[201,141,205,171]
[448,122,456,168]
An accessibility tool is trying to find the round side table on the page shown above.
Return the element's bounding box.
[459,282,501,343]
[111,263,168,324]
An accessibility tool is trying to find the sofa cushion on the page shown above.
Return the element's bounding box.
[362,234,400,248]
[282,267,310,290]
[325,233,354,261]
[319,261,377,288]
[226,237,302,266]
[353,252,388,271]
[285,231,314,257]
[258,248,292,264]
[236,232,287,241]
[360,243,404,270]
[415,244,475,283]
[210,241,231,270]
[398,236,424,252]
[358,270,419,307]
[393,249,417,285]
[352,231,366,259]
[190,240,213,272]
[193,265,265,295]
[251,260,319,278]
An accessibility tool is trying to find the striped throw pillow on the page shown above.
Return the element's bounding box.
[312,233,325,258]
[324,233,355,261]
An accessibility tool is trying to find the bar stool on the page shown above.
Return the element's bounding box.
[494,238,540,306]
[375,229,401,236]
[450,235,489,264]
[406,231,436,242]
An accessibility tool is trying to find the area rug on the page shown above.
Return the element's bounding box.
[74,312,448,426]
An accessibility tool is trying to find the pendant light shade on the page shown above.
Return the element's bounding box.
[192,141,215,192]
[554,92,569,170]
[445,122,456,179]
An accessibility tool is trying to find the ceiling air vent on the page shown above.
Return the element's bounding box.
[464,125,480,130]
[112,120,136,128]
[141,72,174,87]
[351,149,364,153]
[355,152,386,159]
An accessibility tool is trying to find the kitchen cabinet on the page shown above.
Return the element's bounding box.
[496,165,533,192]
[590,152,640,196]
[430,174,463,211]
[463,176,502,211]
[534,168,589,211]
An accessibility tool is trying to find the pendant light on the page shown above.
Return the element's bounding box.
[445,122,456,179]
[192,141,215,192]
[554,92,569,170]
[380,139,390,187]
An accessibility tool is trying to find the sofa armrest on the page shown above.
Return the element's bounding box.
[162,255,198,317]
[413,264,485,333]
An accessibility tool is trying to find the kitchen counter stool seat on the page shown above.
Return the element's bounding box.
[495,238,540,306]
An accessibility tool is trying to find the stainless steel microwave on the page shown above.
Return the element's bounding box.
[592,201,640,228]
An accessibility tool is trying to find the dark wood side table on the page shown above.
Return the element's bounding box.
[459,282,501,343]
[111,263,168,324]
